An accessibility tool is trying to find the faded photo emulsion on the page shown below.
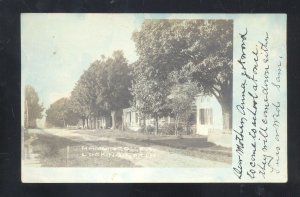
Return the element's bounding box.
[21,14,286,183]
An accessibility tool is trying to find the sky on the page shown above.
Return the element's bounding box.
[21,13,178,110]
[22,14,139,109]
[21,13,286,126]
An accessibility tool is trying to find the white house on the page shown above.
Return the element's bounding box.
[122,94,231,147]
[122,94,223,135]
[196,94,232,148]
[195,94,223,135]
[122,108,179,132]
[123,108,141,131]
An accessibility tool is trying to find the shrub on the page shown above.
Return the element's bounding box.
[159,123,175,135]
[146,125,155,134]
[136,125,155,134]
[159,123,184,135]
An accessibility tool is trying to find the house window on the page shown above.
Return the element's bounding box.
[199,108,213,125]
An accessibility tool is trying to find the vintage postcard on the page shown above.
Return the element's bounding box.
[21,13,287,182]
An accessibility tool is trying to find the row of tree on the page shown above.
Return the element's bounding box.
[45,19,233,134]
[69,51,132,129]
[45,97,79,128]
[44,51,131,129]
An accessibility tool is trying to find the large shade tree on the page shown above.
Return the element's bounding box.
[131,21,180,134]
[132,19,233,131]
[45,97,80,127]
[181,20,233,130]
[24,85,44,128]
[130,71,171,135]
[94,51,132,129]
[70,66,98,128]
[167,71,200,135]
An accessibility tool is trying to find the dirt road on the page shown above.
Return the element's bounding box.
[23,128,230,168]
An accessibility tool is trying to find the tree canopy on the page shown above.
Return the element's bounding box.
[51,19,233,133]
[93,51,132,129]
[131,19,233,130]
[95,51,132,112]
[45,97,80,128]
[70,65,98,123]
[167,71,199,135]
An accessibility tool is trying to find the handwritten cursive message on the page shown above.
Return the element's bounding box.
[233,28,284,181]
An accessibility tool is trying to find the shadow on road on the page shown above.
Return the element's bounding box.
[25,132,137,167]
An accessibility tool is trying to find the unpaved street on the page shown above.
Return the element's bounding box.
[23,128,230,168]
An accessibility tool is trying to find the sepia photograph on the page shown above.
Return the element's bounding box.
[20,13,287,183]
[0,0,293,192]
[21,14,233,169]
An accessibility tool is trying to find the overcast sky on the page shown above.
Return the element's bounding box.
[22,14,142,109]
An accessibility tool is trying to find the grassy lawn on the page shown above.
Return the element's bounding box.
[117,138,232,164]
[26,132,136,167]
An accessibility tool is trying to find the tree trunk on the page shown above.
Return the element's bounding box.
[95,117,97,129]
[186,121,189,135]
[86,117,89,129]
[185,114,190,135]
[29,119,37,128]
[63,118,65,128]
[155,116,159,135]
[121,115,124,131]
[90,117,92,129]
[96,117,98,129]
[111,111,116,130]
[82,117,85,128]
[91,116,93,129]
[214,84,232,133]
[174,114,179,136]
[144,117,148,133]
[220,96,232,132]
